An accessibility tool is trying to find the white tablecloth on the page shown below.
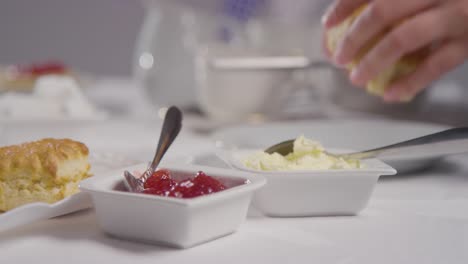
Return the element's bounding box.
[1,153,467,264]
[1,78,467,264]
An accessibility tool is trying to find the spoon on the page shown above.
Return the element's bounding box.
[264,127,468,160]
[123,106,183,192]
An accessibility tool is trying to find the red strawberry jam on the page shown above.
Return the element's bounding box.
[143,169,176,196]
[15,61,67,76]
[193,171,226,193]
[143,169,174,189]
[140,170,226,199]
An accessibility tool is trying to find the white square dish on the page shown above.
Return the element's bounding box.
[217,149,396,217]
[79,162,266,249]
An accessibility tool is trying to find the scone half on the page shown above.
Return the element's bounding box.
[0,138,91,212]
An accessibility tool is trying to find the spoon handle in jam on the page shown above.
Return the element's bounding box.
[145,106,183,179]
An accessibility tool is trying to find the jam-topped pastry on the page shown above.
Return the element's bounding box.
[140,169,227,198]
[0,61,72,92]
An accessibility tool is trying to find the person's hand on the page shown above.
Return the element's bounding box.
[322,0,468,102]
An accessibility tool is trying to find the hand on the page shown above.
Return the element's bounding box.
[322,0,468,102]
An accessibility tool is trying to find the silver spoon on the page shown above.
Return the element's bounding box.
[124,106,183,192]
[264,127,468,160]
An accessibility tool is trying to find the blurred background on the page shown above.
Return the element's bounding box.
[0,0,142,76]
[0,0,467,128]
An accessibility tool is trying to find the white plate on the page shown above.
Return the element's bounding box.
[211,119,451,174]
[0,119,201,232]
[0,152,191,232]
[0,191,92,232]
[0,152,142,232]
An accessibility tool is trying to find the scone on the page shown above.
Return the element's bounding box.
[326,4,429,98]
[0,138,91,212]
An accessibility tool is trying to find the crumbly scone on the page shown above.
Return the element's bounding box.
[326,4,429,99]
[0,138,91,211]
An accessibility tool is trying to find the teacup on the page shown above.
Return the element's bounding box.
[194,46,329,122]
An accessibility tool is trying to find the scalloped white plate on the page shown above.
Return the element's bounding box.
[0,153,191,232]
[0,192,92,232]
[0,152,141,232]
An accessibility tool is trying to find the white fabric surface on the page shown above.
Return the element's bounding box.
[1,132,467,264]
[0,78,467,263]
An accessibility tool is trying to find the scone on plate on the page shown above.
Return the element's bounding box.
[0,61,71,93]
[0,138,91,212]
[325,4,429,99]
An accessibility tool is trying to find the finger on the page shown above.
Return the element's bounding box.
[322,0,369,28]
[350,5,458,86]
[322,29,333,59]
[334,0,438,65]
[384,37,468,102]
